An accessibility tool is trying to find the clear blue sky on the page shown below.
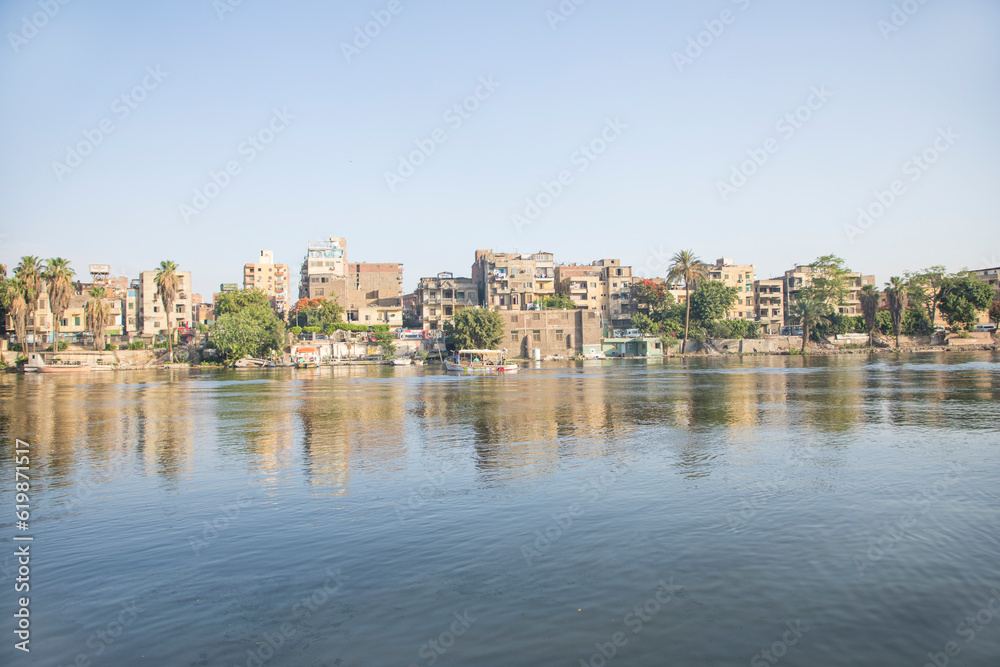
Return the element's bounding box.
[1,0,998,296]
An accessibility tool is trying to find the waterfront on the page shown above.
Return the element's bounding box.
[1,352,999,666]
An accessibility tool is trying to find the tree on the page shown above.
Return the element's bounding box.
[154,261,179,362]
[288,296,344,328]
[989,300,1000,327]
[634,279,675,314]
[667,250,710,354]
[789,296,830,352]
[904,266,949,329]
[84,287,110,351]
[443,309,504,351]
[0,264,10,338]
[43,258,75,351]
[632,312,656,336]
[536,293,576,310]
[210,310,286,364]
[884,277,907,348]
[859,284,880,347]
[803,255,852,309]
[3,274,28,350]
[13,256,42,353]
[215,288,273,317]
[936,276,994,331]
[689,280,739,324]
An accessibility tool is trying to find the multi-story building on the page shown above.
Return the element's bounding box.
[970,266,999,326]
[754,279,785,334]
[708,258,756,320]
[472,250,556,310]
[299,237,347,300]
[554,259,634,328]
[501,309,602,357]
[415,273,478,331]
[782,264,875,320]
[138,270,193,337]
[244,250,291,315]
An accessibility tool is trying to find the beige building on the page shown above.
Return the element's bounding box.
[472,250,556,310]
[297,238,402,325]
[244,250,291,315]
[754,279,785,334]
[708,258,756,320]
[554,259,635,329]
[501,309,602,357]
[783,265,875,320]
[138,270,194,337]
[299,237,348,300]
[970,266,999,325]
[415,273,478,331]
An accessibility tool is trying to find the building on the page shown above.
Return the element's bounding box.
[782,264,875,321]
[415,273,478,331]
[244,250,291,315]
[708,258,756,320]
[472,250,556,311]
[970,266,999,326]
[299,237,347,300]
[297,238,403,325]
[138,270,194,337]
[554,259,635,329]
[501,309,602,357]
[754,279,785,334]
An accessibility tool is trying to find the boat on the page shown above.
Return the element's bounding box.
[293,347,319,368]
[28,353,91,373]
[390,358,411,366]
[445,349,518,375]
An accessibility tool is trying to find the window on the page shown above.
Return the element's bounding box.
[154,321,160,328]
[555,329,563,335]
[532,330,541,342]
[511,332,518,342]
[456,291,465,300]
[430,309,436,316]
[315,289,324,296]
[443,290,453,299]
[74,316,80,326]
[176,305,185,313]
[445,306,453,316]
[128,303,134,309]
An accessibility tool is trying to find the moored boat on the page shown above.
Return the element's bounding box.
[445,349,518,374]
[293,347,319,368]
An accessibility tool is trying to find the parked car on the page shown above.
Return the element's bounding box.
[780,325,804,336]
[973,324,997,333]
[624,329,641,338]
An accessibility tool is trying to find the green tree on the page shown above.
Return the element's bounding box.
[904,266,949,329]
[634,279,675,315]
[13,256,42,353]
[631,312,656,336]
[901,308,931,336]
[537,293,576,310]
[689,280,739,324]
[289,296,345,328]
[215,288,273,317]
[84,287,110,351]
[789,296,830,352]
[936,276,994,331]
[154,260,179,362]
[884,277,907,348]
[43,258,75,351]
[2,271,28,348]
[667,250,710,354]
[989,300,1000,327]
[858,284,880,347]
[802,255,852,310]
[211,312,265,363]
[443,308,504,351]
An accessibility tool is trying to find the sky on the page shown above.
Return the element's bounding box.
[1,0,998,297]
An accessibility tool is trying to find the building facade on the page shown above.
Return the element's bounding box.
[297,238,402,325]
[554,259,634,328]
[754,279,785,334]
[415,273,478,331]
[708,258,756,320]
[244,250,291,315]
[138,270,193,337]
[472,250,556,310]
[782,265,875,321]
[501,309,602,357]
[299,237,347,300]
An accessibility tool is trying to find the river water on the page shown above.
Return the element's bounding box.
[1,352,998,666]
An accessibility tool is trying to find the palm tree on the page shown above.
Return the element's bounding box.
[43,258,75,352]
[667,250,709,354]
[154,261,179,362]
[885,276,907,349]
[859,284,880,348]
[2,275,28,352]
[85,287,110,351]
[13,256,42,353]
[789,296,830,353]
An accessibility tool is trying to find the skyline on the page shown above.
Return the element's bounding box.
[2,0,999,296]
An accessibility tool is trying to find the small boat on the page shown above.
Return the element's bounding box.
[445,349,518,375]
[293,347,319,368]
[28,354,91,373]
[390,358,411,366]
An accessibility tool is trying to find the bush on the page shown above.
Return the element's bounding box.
[302,326,321,334]
[126,341,146,350]
[105,343,116,351]
[707,319,761,339]
[46,342,69,352]
[901,308,932,336]
[9,343,22,352]
[290,326,303,336]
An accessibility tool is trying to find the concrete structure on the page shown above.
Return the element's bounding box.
[754,278,785,334]
[501,309,601,357]
[138,270,194,337]
[244,250,291,315]
[969,266,1000,326]
[298,238,402,325]
[415,272,478,331]
[709,258,756,320]
[782,264,875,321]
[472,250,556,310]
[555,259,634,329]
[299,237,348,300]
[602,337,665,358]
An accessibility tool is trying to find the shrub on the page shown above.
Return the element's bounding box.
[290,326,303,336]
[126,341,146,350]
[302,326,321,334]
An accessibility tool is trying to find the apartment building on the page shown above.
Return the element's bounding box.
[554,259,634,328]
[501,309,602,357]
[708,258,756,320]
[415,273,478,331]
[244,250,291,315]
[472,250,556,310]
[138,270,194,337]
[782,265,875,320]
[754,279,785,334]
[299,237,347,300]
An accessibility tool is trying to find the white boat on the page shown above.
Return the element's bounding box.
[390,358,411,366]
[293,347,319,368]
[445,349,518,375]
